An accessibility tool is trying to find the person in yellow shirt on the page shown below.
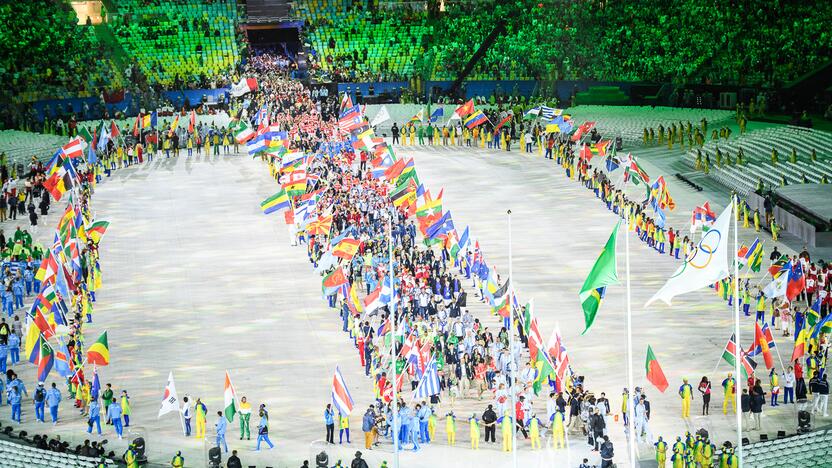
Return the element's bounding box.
[428,410,437,441]
[722,373,736,414]
[449,126,456,146]
[679,378,693,418]
[655,436,668,467]
[445,413,456,446]
[339,412,350,444]
[500,411,512,452]
[239,396,252,440]
[195,397,207,439]
[551,409,565,448]
[409,124,416,145]
[468,414,480,449]
[527,415,541,449]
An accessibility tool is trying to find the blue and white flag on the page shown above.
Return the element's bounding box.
[413,358,440,399]
[429,108,444,123]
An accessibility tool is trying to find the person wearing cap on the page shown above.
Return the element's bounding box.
[170,451,184,468]
[46,382,61,424]
[33,382,46,422]
[551,408,565,449]
[468,412,479,449]
[350,451,368,468]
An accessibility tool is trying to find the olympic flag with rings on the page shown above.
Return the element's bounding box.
[646,204,733,307]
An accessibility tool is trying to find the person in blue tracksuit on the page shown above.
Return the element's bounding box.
[9,386,22,422]
[417,403,431,443]
[8,332,19,365]
[87,398,102,434]
[11,278,23,310]
[23,267,33,296]
[2,286,12,317]
[46,383,61,424]
[107,396,123,439]
[215,411,228,452]
[0,341,7,375]
[255,410,274,451]
[33,382,46,422]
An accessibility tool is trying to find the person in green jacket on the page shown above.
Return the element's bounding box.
[417,125,424,145]
[102,384,114,424]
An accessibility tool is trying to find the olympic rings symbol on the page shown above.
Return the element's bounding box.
[670,229,722,278]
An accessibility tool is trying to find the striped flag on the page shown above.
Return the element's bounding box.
[331,366,355,415]
[413,357,440,399]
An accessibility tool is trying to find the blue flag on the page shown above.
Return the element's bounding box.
[426,211,454,239]
[430,108,444,123]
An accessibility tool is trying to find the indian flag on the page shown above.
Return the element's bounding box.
[223,370,237,422]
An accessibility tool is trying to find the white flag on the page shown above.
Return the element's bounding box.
[370,106,391,127]
[646,204,733,307]
[762,271,788,298]
[158,371,180,418]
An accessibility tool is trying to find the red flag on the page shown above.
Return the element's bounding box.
[454,99,474,118]
[754,321,774,369]
[132,114,141,137]
[188,110,196,133]
[110,121,120,138]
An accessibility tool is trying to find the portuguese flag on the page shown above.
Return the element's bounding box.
[645,345,668,393]
[87,331,110,366]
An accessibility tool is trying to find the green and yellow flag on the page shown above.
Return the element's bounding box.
[579,221,620,334]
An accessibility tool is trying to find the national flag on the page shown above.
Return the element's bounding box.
[62,137,86,159]
[493,114,512,134]
[746,240,764,273]
[452,99,474,119]
[347,282,364,315]
[811,311,832,339]
[331,366,355,415]
[282,170,308,196]
[260,190,290,214]
[25,324,42,364]
[390,184,416,209]
[54,339,72,377]
[36,340,54,383]
[532,350,556,396]
[370,106,391,127]
[230,77,258,97]
[223,370,238,421]
[87,221,110,244]
[339,105,363,132]
[792,328,808,362]
[43,157,79,201]
[322,267,349,296]
[645,345,669,392]
[90,369,101,400]
[332,237,361,260]
[425,211,454,240]
[413,358,441,399]
[158,371,180,418]
[33,308,55,341]
[786,263,806,302]
[409,109,424,123]
[429,108,444,123]
[625,158,651,185]
[590,140,611,158]
[579,221,619,333]
[188,110,196,133]
[523,107,540,120]
[763,263,790,298]
[77,127,93,144]
[168,114,180,137]
[570,121,596,142]
[463,110,487,129]
[450,226,469,258]
[649,176,676,211]
[749,322,774,369]
[149,111,158,128]
[736,238,761,270]
[691,202,717,233]
[233,121,256,143]
[646,204,732,306]
[768,255,790,277]
[339,93,354,113]
[721,334,757,379]
[86,331,110,366]
[605,156,620,172]
[363,286,383,314]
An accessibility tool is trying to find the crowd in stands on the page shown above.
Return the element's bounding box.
[0,2,119,104]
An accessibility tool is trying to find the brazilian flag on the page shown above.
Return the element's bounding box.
[579,221,620,334]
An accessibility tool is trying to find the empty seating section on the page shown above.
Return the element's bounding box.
[109,0,240,86]
[0,131,70,165]
[681,126,832,197]
[729,430,832,468]
[0,438,112,468]
[296,0,430,81]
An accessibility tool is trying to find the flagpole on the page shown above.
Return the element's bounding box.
[625,213,638,466]
[507,209,517,468]
[732,195,744,465]
[388,218,399,468]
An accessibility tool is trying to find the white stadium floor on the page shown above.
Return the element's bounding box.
[4,140,820,467]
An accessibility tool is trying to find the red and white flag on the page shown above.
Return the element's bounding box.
[231,77,258,97]
[62,137,87,159]
[331,367,354,415]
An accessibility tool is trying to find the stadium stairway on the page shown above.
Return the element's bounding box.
[92,23,129,71]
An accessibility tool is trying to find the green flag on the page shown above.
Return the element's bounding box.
[523,299,533,335]
[579,221,620,334]
[532,351,555,396]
